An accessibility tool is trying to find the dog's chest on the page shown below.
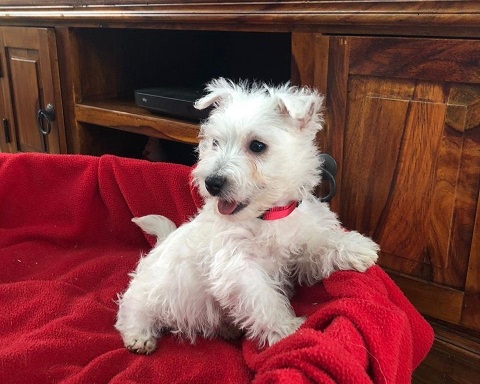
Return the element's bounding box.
[202,220,303,264]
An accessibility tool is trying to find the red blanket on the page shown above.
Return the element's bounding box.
[0,153,433,383]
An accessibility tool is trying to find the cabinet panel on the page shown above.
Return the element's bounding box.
[0,27,66,153]
[8,48,45,152]
[348,38,480,84]
[342,77,474,289]
[320,36,480,331]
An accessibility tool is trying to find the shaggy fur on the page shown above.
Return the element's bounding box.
[115,78,379,354]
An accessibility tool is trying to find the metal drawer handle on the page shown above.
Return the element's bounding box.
[37,103,55,136]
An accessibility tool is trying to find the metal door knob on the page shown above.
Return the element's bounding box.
[37,103,55,135]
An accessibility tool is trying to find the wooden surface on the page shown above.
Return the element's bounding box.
[75,100,199,144]
[413,324,480,384]
[0,27,66,153]
[295,33,480,383]
[462,191,480,331]
[319,36,480,336]
[0,1,479,37]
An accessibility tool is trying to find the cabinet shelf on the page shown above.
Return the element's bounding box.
[75,99,200,145]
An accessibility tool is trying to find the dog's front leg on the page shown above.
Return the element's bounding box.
[209,250,304,347]
[296,226,379,284]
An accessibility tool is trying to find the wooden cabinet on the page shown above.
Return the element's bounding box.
[296,34,480,383]
[0,27,66,153]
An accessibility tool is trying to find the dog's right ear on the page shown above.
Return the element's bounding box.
[276,91,324,131]
[194,78,235,110]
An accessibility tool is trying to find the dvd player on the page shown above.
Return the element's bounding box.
[134,87,210,122]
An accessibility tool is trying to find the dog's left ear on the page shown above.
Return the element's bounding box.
[194,92,225,111]
[194,77,235,110]
[276,90,324,130]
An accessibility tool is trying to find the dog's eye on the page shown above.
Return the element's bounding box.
[249,140,267,153]
[212,139,219,148]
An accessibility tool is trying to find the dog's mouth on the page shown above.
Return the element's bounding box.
[217,199,248,215]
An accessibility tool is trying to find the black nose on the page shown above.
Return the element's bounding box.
[205,175,226,196]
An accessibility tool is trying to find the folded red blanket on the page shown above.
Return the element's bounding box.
[0,153,433,383]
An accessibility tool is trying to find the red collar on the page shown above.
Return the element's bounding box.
[259,201,299,221]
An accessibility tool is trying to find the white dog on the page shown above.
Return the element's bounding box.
[115,78,379,354]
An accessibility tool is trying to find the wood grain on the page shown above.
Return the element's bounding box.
[55,26,80,154]
[291,32,316,87]
[461,122,480,331]
[349,38,480,83]
[1,2,480,38]
[323,36,350,213]
[413,325,480,384]
[291,33,332,199]
[389,272,464,324]
[322,34,480,382]
[326,36,480,323]
[9,49,45,152]
[0,27,66,153]
[75,100,200,144]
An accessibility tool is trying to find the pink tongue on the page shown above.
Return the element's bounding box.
[218,200,238,215]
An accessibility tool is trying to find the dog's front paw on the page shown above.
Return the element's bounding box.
[345,231,379,272]
[123,334,157,355]
[264,316,305,346]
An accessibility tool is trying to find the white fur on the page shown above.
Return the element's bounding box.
[115,78,379,354]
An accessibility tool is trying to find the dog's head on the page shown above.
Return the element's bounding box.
[192,78,324,220]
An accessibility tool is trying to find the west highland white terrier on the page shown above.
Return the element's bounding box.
[115,78,379,354]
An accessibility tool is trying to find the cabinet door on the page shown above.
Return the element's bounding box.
[0,27,65,153]
[295,35,480,332]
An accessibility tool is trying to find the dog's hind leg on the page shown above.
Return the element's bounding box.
[115,286,160,354]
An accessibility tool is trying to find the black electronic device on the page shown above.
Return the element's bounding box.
[134,87,210,122]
